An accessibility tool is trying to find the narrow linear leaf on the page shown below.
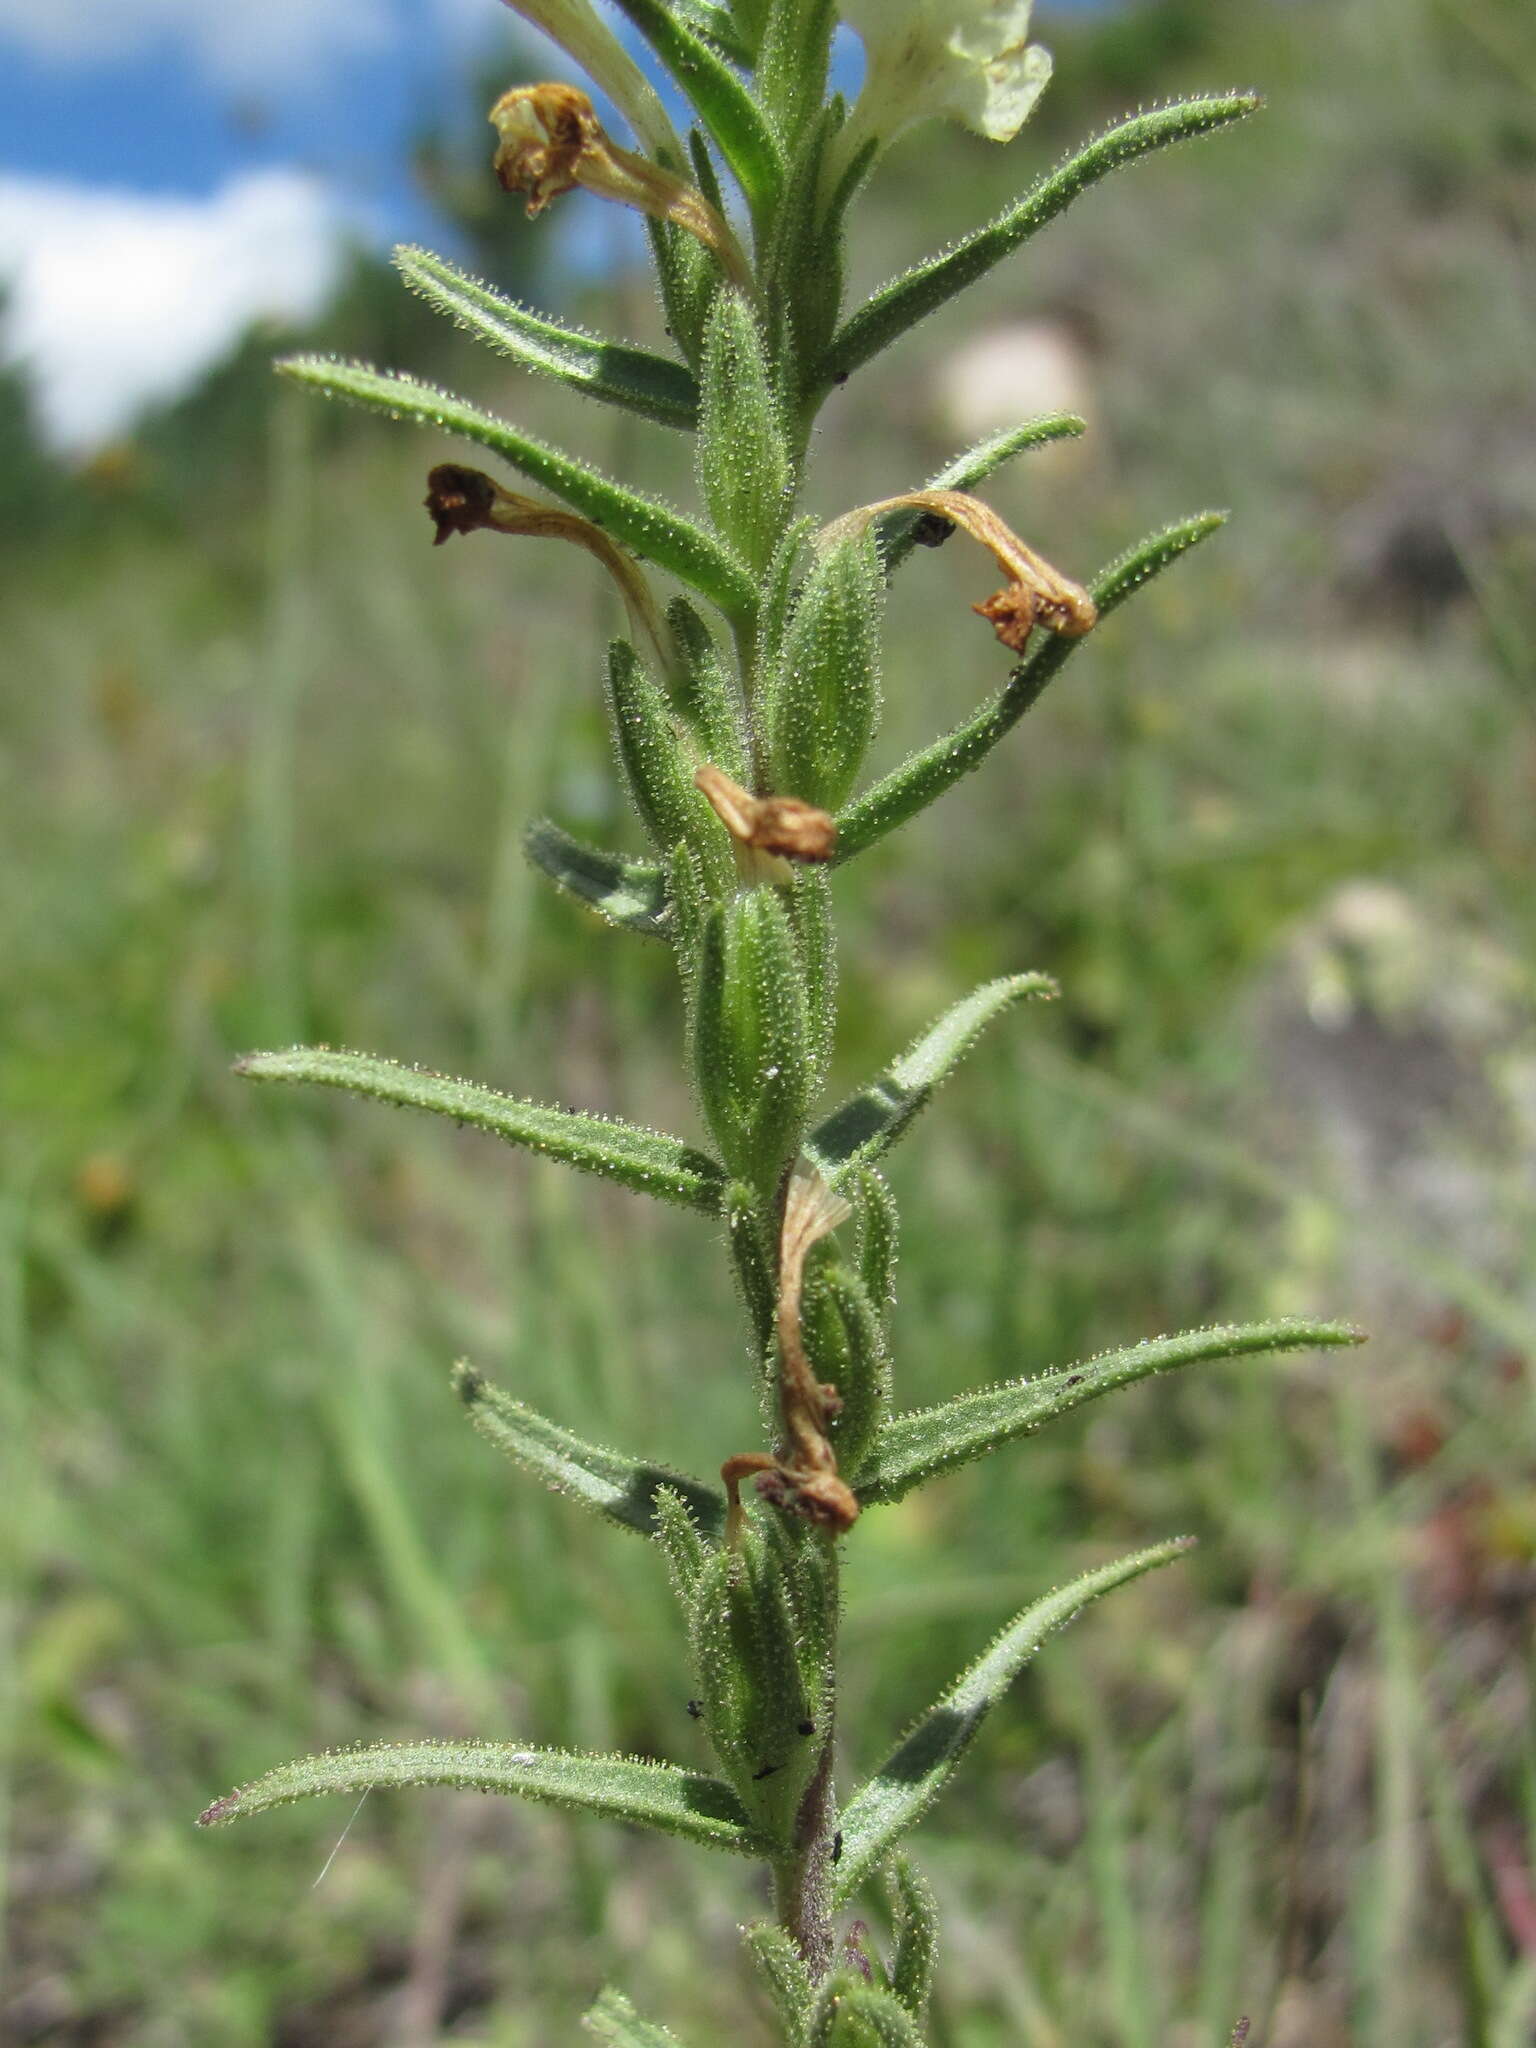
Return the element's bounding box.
[394,246,700,429]
[652,1485,711,1602]
[667,0,753,65]
[883,1854,939,2023]
[198,1740,756,1854]
[235,1046,726,1213]
[805,974,1056,1183]
[863,1320,1366,1505]
[277,356,753,616]
[583,1989,690,2046]
[453,1361,726,1541]
[744,1924,815,2046]
[524,819,670,938]
[834,512,1226,863]
[608,0,782,214]
[878,414,1088,576]
[833,1540,1193,1899]
[821,96,1261,384]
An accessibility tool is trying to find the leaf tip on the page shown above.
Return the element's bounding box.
[451,1358,484,1404]
[196,1789,242,1828]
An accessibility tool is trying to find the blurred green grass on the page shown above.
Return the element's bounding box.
[3,0,1536,2041]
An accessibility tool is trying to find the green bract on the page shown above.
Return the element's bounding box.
[212,9,1336,2042]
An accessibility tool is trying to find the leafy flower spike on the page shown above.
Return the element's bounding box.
[489,83,752,286]
[837,0,1052,170]
[205,12,1314,2032]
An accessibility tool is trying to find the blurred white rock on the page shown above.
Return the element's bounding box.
[933,318,1096,474]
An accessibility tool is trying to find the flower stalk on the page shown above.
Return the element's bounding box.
[203,11,1344,2042]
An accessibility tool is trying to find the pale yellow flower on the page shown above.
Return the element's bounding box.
[837,0,1052,169]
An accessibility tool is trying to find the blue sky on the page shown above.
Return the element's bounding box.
[0,0,1100,451]
[0,0,533,446]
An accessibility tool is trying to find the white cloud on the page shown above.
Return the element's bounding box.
[0,171,352,450]
[0,0,397,88]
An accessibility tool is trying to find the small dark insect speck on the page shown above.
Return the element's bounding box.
[752,1762,781,1782]
[832,369,849,386]
[1065,1373,1084,1386]
[831,1830,843,1863]
[797,1718,815,1736]
[912,511,957,549]
[686,1699,703,1719]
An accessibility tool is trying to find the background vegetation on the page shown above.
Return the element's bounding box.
[3,0,1534,2040]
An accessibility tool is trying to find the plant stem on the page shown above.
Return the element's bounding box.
[773,1549,840,1978]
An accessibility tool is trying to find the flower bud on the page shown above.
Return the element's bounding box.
[698,291,792,573]
[687,1517,833,1847]
[767,527,883,812]
[692,892,813,1197]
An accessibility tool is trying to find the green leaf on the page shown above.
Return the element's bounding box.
[198,1740,756,1854]
[787,866,836,1090]
[724,1179,777,1360]
[453,1361,726,1541]
[744,1923,815,2046]
[877,414,1088,576]
[653,1485,712,1604]
[761,100,845,379]
[820,96,1261,386]
[851,1167,899,1322]
[833,512,1227,863]
[668,0,753,64]
[810,1979,925,2047]
[583,1989,689,2047]
[647,216,716,368]
[863,1320,1365,1506]
[605,639,722,870]
[608,0,782,216]
[687,124,729,218]
[804,1262,889,1486]
[805,974,1056,1183]
[833,1540,1194,1899]
[882,1854,939,2023]
[276,355,753,617]
[756,513,818,694]
[729,0,770,54]
[668,598,751,775]
[757,0,837,149]
[698,290,792,572]
[393,246,700,430]
[524,820,670,938]
[235,1046,726,1213]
